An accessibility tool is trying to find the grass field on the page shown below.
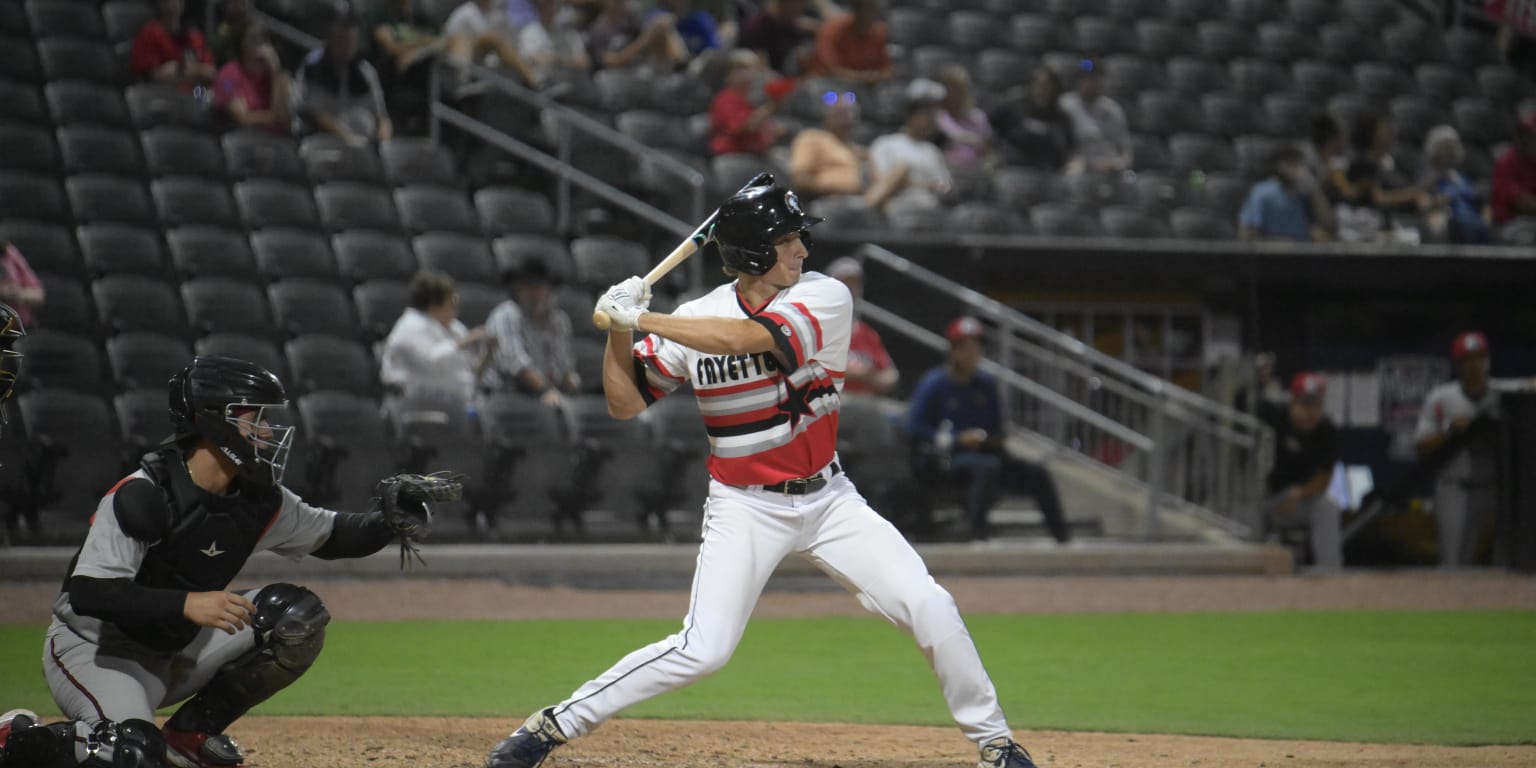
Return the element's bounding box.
[3,611,1533,746]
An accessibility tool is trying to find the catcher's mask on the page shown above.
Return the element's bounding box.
[0,302,23,427]
[169,356,295,486]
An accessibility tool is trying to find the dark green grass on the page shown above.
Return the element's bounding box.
[3,611,1532,745]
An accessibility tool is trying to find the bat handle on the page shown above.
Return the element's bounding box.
[592,310,613,331]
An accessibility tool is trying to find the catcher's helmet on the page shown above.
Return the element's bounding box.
[169,356,294,486]
[710,181,824,276]
[0,302,24,423]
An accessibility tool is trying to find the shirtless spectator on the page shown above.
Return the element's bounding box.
[789,89,866,199]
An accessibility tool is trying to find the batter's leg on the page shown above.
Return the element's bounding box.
[549,483,800,738]
[799,475,1011,744]
[42,622,167,726]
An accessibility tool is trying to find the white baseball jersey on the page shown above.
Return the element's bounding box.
[631,271,851,485]
[1413,379,1522,482]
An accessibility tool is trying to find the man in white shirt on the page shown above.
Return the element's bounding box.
[1058,59,1131,174]
[518,0,590,86]
[381,271,490,405]
[443,0,539,86]
[867,79,953,226]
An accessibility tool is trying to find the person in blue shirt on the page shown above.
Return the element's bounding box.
[905,317,1071,543]
[648,0,722,57]
[1421,125,1493,244]
[1238,145,1326,242]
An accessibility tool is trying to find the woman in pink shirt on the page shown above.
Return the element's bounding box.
[215,24,293,134]
[0,243,45,328]
[935,65,994,171]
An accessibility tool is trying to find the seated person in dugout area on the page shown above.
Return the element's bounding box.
[1259,372,1342,571]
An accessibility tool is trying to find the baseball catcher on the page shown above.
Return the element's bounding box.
[0,356,460,768]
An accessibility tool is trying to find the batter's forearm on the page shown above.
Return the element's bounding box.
[603,330,646,419]
[636,313,774,356]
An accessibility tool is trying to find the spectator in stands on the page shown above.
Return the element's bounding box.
[443,0,541,87]
[988,66,1074,171]
[1260,372,1343,571]
[1421,126,1493,244]
[486,259,579,405]
[867,79,953,221]
[789,89,866,199]
[1238,145,1330,242]
[382,271,491,404]
[584,0,687,74]
[649,0,723,58]
[295,10,393,147]
[1332,113,1429,242]
[367,0,448,80]
[1304,114,1346,185]
[1058,59,1131,175]
[906,317,1071,543]
[814,0,892,86]
[935,64,994,173]
[826,257,897,397]
[709,49,784,156]
[210,0,252,64]
[131,0,217,92]
[1492,112,1536,233]
[739,0,816,75]
[519,0,592,87]
[215,24,292,135]
[0,241,44,328]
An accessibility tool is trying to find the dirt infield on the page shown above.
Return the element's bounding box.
[6,571,1535,767]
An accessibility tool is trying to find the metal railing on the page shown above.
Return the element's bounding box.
[857,244,1272,538]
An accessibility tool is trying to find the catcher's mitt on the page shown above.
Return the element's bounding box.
[374,471,464,568]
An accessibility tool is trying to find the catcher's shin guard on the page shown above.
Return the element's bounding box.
[166,583,329,735]
[1,718,167,768]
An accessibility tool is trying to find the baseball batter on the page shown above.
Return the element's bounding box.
[1,356,450,768]
[486,181,1041,768]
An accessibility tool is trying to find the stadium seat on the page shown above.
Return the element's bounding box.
[645,72,712,115]
[1075,16,1131,57]
[0,122,58,173]
[1029,203,1100,237]
[102,1,155,49]
[947,11,995,50]
[455,281,503,328]
[1201,92,1260,139]
[1103,55,1159,102]
[1196,20,1250,62]
[17,389,122,542]
[380,138,458,187]
[252,228,339,282]
[1262,94,1315,139]
[947,202,1027,235]
[1229,59,1289,99]
[92,274,183,336]
[1256,22,1315,64]
[333,231,417,283]
[1233,135,1278,177]
[167,226,256,279]
[1291,60,1354,101]
[0,173,67,223]
[493,235,574,284]
[114,388,173,455]
[1130,133,1172,171]
[614,109,688,154]
[125,83,208,130]
[268,279,359,339]
[1135,19,1194,59]
[975,49,1030,93]
[1226,0,1284,24]
[393,185,480,235]
[77,223,166,278]
[106,332,192,389]
[1381,22,1444,68]
[1389,95,1445,145]
[28,1,106,39]
[1166,57,1227,98]
[46,81,130,128]
[141,128,226,179]
[1284,0,1337,25]
[1136,90,1195,136]
[181,277,273,338]
[222,129,307,181]
[888,7,940,48]
[0,35,40,82]
[1341,0,1399,30]
[1317,24,1377,67]
[152,177,240,229]
[413,232,497,284]
[195,333,288,382]
[1169,133,1236,173]
[384,391,481,533]
[315,182,400,233]
[645,390,709,522]
[1476,66,1536,111]
[2,77,47,125]
[36,272,96,334]
[38,38,120,86]
[67,174,153,225]
[352,279,409,340]
[1454,98,1513,148]
[0,220,82,277]
[1129,171,1188,213]
[993,167,1066,209]
[235,179,320,230]
[1415,63,1477,104]
[1327,92,1376,137]
[57,126,144,176]
[709,153,775,199]
[15,328,105,393]
[300,134,385,184]
[1444,28,1501,70]
[1352,62,1411,105]
[593,67,647,114]
[1065,172,1132,209]
[567,394,670,533]
[474,187,557,237]
[571,236,648,290]
[295,391,396,513]
[1170,206,1235,239]
[570,335,604,393]
[285,335,377,396]
[1200,172,1251,219]
[1010,13,1058,53]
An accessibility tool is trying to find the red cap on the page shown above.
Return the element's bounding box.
[946,316,985,342]
[1290,372,1326,402]
[1451,331,1489,361]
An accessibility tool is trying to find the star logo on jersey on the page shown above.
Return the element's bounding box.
[200,541,225,558]
[778,379,817,430]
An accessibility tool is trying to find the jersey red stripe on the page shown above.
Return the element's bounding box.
[696,377,778,397]
[707,415,840,485]
[790,302,824,351]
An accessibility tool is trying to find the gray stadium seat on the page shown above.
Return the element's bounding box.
[1029,203,1100,237]
[393,185,479,235]
[1137,90,1195,136]
[1415,63,1477,104]
[195,334,288,382]
[1100,205,1168,238]
[300,134,385,184]
[1341,0,1398,29]
[976,49,1031,93]
[152,177,240,229]
[1292,60,1354,101]
[1011,14,1058,53]
[910,45,964,81]
[252,228,339,282]
[77,224,165,277]
[115,388,173,454]
[0,220,81,276]
[167,226,257,279]
[380,138,458,187]
[286,335,377,396]
[125,83,208,130]
[222,129,307,181]
[1229,59,1289,99]
[413,232,497,283]
[17,390,121,541]
[1262,94,1315,139]
[102,1,155,48]
[571,236,648,290]
[993,167,1067,208]
[1233,135,1279,177]
[28,0,106,39]
[295,392,394,513]
[1381,22,1444,68]
[0,35,39,83]
[0,173,67,223]
[235,179,321,230]
[1317,24,1377,67]
[1196,20,1250,62]
[315,182,400,233]
[181,277,274,338]
[15,328,104,393]
[67,174,153,225]
[475,187,557,237]
[615,110,689,152]
[1103,55,1158,102]
[92,275,183,335]
[1256,22,1314,64]
[1200,92,1255,138]
[948,11,996,50]
[455,281,503,328]
[57,126,143,176]
[268,279,359,339]
[1170,206,1235,239]
[1200,172,1251,219]
[1169,133,1236,173]
[0,122,58,173]
[1166,57,1227,98]
[476,392,579,534]
[2,77,47,125]
[1389,95,1445,145]
[36,272,96,334]
[1135,19,1194,59]
[38,38,120,86]
[493,235,574,284]
[106,332,192,389]
[1284,0,1337,25]
[645,72,712,115]
[1476,65,1535,111]
[1454,98,1513,148]
[353,279,409,340]
[1444,28,1501,70]
[889,8,940,48]
[1130,171,1188,213]
[947,202,1026,235]
[141,128,225,179]
[593,68,647,114]
[46,81,130,127]
[1065,171,1133,209]
[1352,62,1412,105]
[334,231,417,283]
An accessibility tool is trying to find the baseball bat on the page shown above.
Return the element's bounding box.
[592,172,776,331]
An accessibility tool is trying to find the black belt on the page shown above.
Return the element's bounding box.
[760,462,841,495]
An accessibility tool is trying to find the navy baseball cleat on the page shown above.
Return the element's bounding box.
[486,707,567,768]
[978,736,1039,768]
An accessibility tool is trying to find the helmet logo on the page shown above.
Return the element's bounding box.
[219,446,244,466]
[784,191,803,215]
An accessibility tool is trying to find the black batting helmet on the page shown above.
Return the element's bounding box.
[169,356,294,486]
[710,181,824,277]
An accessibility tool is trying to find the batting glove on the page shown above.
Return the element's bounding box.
[605,276,652,310]
[594,294,647,331]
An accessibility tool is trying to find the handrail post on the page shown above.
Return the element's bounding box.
[1145,385,1166,539]
[998,316,1014,428]
[427,63,441,145]
[556,119,572,234]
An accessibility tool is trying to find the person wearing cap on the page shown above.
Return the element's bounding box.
[905,317,1070,543]
[1413,332,1525,566]
[1491,111,1536,234]
[826,257,896,396]
[867,79,954,223]
[1260,373,1343,570]
[485,257,579,406]
[1057,58,1131,175]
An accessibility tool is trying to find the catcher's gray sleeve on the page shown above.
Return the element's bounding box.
[258,487,339,560]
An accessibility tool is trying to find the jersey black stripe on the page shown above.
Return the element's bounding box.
[747,315,801,373]
[704,413,789,438]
